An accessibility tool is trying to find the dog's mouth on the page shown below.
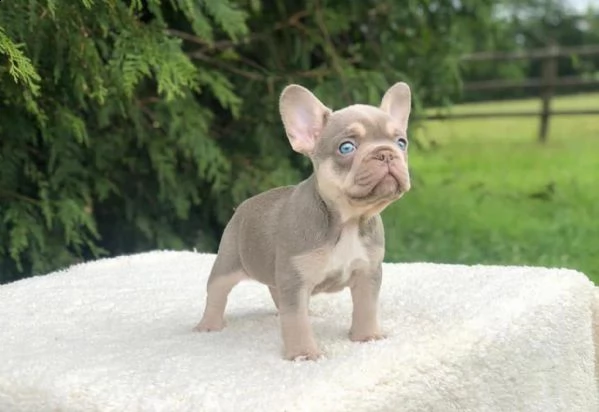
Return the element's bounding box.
[347,169,408,203]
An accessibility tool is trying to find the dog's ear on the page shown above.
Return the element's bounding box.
[279,85,332,155]
[380,82,411,134]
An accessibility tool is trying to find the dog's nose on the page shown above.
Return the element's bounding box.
[372,148,395,163]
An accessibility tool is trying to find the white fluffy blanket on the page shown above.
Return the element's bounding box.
[0,251,597,412]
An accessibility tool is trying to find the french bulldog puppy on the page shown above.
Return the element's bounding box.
[195,82,412,361]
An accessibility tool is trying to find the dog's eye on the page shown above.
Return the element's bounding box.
[338,141,356,155]
[396,137,408,151]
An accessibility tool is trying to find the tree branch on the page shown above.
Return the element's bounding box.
[167,10,311,55]
[0,190,40,205]
[167,29,210,47]
[314,0,350,102]
[189,52,265,81]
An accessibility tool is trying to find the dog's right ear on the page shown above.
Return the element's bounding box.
[279,84,332,156]
[380,82,411,134]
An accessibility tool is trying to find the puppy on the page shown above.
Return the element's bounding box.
[195,82,412,361]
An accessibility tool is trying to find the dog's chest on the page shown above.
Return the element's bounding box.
[292,225,377,293]
[322,226,369,283]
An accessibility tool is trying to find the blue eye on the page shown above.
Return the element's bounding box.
[396,137,408,151]
[338,141,356,155]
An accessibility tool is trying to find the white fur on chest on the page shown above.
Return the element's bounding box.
[323,226,369,280]
[291,226,374,291]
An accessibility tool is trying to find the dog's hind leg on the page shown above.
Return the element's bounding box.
[194,218,247,332]
[194,265,247,332]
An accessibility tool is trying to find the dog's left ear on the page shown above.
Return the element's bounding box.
[380,82,411,134]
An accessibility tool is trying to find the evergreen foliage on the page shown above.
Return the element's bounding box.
[0,0,495,283]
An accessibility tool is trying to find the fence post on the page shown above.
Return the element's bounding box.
[538,42,558,143]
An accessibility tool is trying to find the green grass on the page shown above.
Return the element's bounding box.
[382,93,599,283]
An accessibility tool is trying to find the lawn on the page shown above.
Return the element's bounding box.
[382,92,599,283]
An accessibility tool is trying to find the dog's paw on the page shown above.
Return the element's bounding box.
[349,330,387,343]
[193,318,225,332]
[284,347,324,362]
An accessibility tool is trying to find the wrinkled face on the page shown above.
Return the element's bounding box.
[312,105,410,214]
[279,82,412,219]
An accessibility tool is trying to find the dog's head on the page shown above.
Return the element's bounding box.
[279,82,412,220]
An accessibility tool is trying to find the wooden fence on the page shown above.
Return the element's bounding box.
[425,43,599,142]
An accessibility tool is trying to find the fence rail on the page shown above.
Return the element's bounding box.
[427,43,599,142]
[464,75,599,91]
[426,109,599,121]
[459,44,599,62]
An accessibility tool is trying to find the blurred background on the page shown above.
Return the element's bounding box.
[0,0,597,284]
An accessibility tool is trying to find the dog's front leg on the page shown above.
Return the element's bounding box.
[277,284,322,361]
[349,264,386,342]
